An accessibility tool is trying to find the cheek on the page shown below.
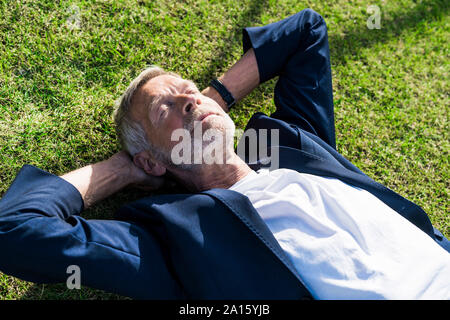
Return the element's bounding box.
[159,115,184,147]
[165,114,184,132]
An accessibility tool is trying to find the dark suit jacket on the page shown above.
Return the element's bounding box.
[0,9,448,300]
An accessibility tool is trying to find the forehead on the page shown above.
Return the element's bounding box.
[130,74,192,121]
[142,74,182,95]
[141,74,195,97]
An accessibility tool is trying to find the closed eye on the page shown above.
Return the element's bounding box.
[159,108,165,120]
[159,106,168,120]
[158,101,174,121]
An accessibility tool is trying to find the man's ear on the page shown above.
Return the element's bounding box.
[133,151,167,177]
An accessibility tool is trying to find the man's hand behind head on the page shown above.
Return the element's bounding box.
[112,151,176,192]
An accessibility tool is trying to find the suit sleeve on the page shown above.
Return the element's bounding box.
[0,165,184,299]
[242,9,336,149]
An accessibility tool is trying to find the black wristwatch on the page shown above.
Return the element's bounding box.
[210,78,236,110]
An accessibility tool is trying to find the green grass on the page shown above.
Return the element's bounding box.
[0,0,448,299]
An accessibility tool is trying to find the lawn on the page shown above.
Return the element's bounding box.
[0,0,448,299]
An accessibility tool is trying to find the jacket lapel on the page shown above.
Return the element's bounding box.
[201,188,312,295]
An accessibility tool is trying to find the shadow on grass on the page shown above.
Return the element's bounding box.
[193,0,268,87]
[17,0,448,300]
[328,0,449,66]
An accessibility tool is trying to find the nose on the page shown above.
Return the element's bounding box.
[177,94,200,115]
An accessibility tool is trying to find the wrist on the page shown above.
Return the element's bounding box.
[202,86,229,112]
[209,78,236,111]
[61,153,134,209]
[106,152,136,186]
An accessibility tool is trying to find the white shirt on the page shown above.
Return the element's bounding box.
[229,168,450,300]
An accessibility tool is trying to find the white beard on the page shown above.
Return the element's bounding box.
[175,113,236,169]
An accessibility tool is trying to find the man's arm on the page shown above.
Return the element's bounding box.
[0,161,182,298]
[60,151,166,209]
[202,48,260,112]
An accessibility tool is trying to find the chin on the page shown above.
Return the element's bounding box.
[205,114,235,136]
[203,115,235,147]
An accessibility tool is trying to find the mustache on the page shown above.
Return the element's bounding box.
[183,110,203,132]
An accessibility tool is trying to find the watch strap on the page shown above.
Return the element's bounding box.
[209,78,236,109]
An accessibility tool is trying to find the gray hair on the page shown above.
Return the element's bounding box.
[113,65,180,160]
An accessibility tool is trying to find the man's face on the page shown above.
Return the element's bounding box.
[131,74,235,165]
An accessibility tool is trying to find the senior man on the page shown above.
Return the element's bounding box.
[0,9,449,300]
